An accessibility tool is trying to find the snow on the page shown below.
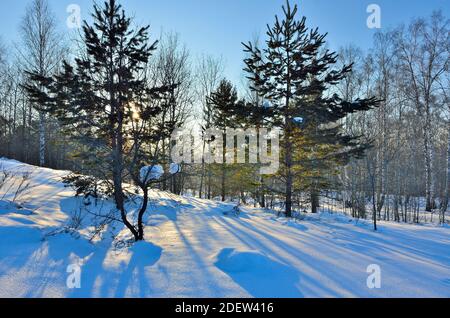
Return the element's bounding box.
[169,163,180,175]
[214,248,301,297]
[140,165,164,183]
[214,249,275,273]
[0,158,449,298]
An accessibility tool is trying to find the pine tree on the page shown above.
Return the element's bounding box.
[207,79,241,201]
[25,0,175,241]
[242,0,379,217]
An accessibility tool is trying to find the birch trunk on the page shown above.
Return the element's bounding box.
[39,111,45,166]
[424,121,434,212]
[441,128,450,223]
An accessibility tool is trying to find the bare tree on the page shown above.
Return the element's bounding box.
[195,55,224,199]
[19,0,65,167]
[149,32,195,194]
[394,11,449,211]
[439,75,450,223]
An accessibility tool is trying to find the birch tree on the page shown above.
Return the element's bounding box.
[195,55,224,199]
[19,0,64,167]
[394,11,449,211]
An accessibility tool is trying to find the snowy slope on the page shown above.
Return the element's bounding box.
[0,158,449,298]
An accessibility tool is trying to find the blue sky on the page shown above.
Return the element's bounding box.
[1,0,448,86]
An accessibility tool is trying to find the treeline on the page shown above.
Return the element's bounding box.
[0,0,448,236]
[336,12,449,225]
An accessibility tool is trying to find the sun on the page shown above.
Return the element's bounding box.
[129,102,140,121]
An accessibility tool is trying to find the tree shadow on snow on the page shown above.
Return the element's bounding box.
[114,242,163,298]
[67,241,163,298]
[214,248,303,298]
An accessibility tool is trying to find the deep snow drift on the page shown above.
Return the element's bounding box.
[0,158,449,298]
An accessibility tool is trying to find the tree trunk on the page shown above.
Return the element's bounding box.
[311,190,319,214]
[112,133,139,241]
[38,110,46,167]
[111,77,138,240]
[221,163,226,202]
[137,187,149,241]
[424,127,434,212]
[441,127,450,224]
[207,165,212,200]
[284,120,293,218]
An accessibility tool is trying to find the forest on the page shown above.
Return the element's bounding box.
[0,0,449,238]
[0,0,449,300]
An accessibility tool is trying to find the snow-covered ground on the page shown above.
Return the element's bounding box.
[0,158,449,298]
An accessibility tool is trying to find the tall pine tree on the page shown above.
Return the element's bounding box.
[25,0,175,241]
[207,79,241,201]
[242,0,379,217]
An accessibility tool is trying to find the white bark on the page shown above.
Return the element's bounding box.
[39,111,45,166]
[19,0,64,167]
